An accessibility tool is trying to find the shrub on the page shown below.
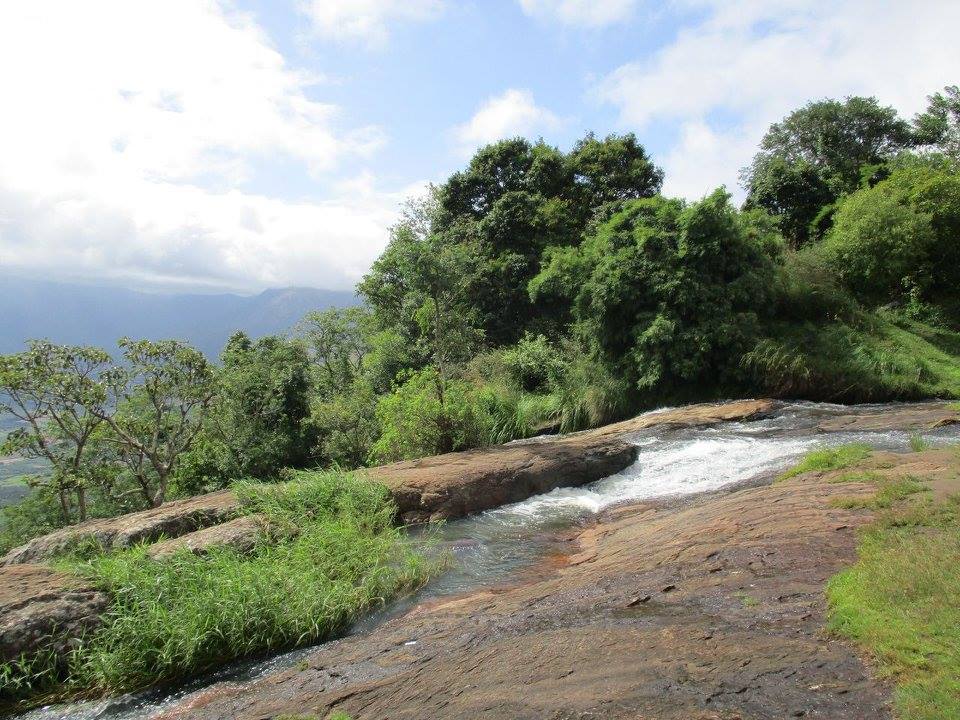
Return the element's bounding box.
[534,190,780,396]
[821,166,960,312]
[501,333,565,393]
[371,369,489,462]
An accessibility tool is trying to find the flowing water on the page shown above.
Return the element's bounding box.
[17,401,960,720]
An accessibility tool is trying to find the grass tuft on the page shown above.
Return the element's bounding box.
[909,433,932,453]
[829,476,927,510]
[778,443,873,481]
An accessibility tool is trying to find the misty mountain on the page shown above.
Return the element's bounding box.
[0,276,359,358]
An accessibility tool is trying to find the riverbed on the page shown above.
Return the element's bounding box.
[17,400,960,720]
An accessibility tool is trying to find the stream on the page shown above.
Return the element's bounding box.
[17,401,960,720]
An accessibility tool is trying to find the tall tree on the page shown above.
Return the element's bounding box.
[0,342,111,522]
[95,339,216,507]
[914,85,960,162]
[298,307,372,398]
[743,96,914,246]
[205,333,314,481]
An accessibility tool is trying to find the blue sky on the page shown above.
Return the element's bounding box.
[0,0,957,293]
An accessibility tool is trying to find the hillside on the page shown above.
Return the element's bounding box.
[0,277,358,358]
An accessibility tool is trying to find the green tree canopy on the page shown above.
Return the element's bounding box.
[364,134,664,346]
[914,85,960,161]
[534,190,780,393]
[821,163,960,312]
[743,96,914,246]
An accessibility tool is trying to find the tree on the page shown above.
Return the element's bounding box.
[821,164,960,310]
[359,222,484,454]
[0,342,111,522]
[567,132,664,209]
[533,191,780,394]
[298,307,372,398]
[95,339,216,507]
[914,85,960,161]
[413,134,664,344]
[743,96,914,245]
[201,333,314,482]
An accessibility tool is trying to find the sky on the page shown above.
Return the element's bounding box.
[0,1,958,294]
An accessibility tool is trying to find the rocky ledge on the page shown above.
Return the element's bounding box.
[158,446,960,720]
[3,398,957,705]
[0,399,775,670]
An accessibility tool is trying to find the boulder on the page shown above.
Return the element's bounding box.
[2,490,238,565]
[0,564,108,663]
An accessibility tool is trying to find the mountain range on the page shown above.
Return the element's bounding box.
[1,276,358,358]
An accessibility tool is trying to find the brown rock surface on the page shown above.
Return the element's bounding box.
[584,397,777,437]
[157,468,911,720]
[371,435,638,523]
[146,515,265,560]
[1,490,239,566]
[816,402,959,432]
[370,399,778,523]
[0,564,109,663]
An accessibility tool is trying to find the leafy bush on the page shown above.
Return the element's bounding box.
[534,190,780,396]
[371,369,490,463]
[821,165,960,311]
[501,333,565,393]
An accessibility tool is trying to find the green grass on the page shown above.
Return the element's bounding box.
[743,314,960,403]
[827,494,960,719]
[829,476,928,510]
[910,433,932,453]
[0,470,435,706]
[778,443,873,480]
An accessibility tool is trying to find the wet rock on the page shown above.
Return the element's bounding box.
[154,452,950,720]
[816,402,959,433]
[371,434,639,523]
[0,565,108,663]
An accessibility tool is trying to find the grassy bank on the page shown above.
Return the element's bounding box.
[828,490,960,720]
[782,444,960,718]
[1,470,434,707]
[743,314,960,403]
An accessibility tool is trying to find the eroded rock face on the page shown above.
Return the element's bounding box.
[2,491,238,566]
[0,565,109,663]
[157,468,903,720]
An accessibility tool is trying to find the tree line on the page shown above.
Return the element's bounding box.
[2,85,959,547]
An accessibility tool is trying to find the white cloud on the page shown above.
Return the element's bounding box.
[518,0,637,27]
[598,0,960,200]
[0,1,412,292]
[299,0,444,45]
[454,89,561,152]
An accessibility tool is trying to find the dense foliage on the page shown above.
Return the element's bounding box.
[3,87,960,554]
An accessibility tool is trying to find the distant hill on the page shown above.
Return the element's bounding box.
[0,276,359,358]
